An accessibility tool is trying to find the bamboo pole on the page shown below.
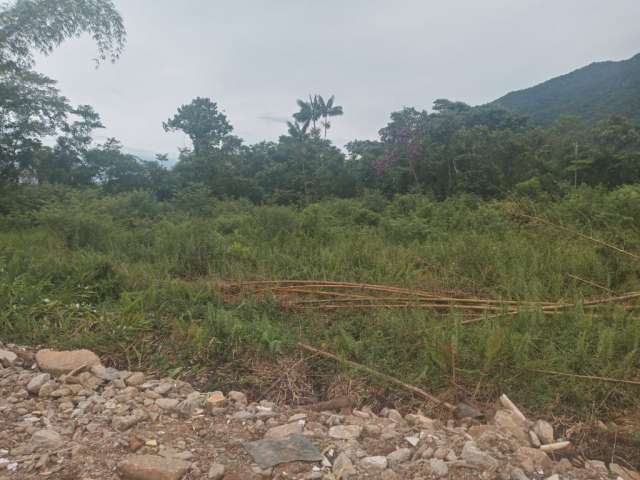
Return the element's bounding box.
[298,342,456,411]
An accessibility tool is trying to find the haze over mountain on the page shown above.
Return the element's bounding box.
[492,53,640,125]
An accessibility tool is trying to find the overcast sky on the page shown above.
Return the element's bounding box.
[35,0,640,158]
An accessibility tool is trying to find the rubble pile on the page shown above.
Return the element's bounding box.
[0,344,638,480]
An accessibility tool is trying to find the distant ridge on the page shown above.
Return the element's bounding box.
[491,53,640,125]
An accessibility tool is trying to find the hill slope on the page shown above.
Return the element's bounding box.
[492,53,640,125]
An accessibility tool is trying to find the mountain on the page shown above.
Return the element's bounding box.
[491,53,640,126]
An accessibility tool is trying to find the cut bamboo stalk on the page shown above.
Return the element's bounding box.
[499,394,528,423]
[298,342,456,411]
[529,368,640,386]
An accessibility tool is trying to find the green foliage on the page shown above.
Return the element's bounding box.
[1,185,640,418]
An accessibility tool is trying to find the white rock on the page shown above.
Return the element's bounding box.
[228,390,247,405]
[155,398,179,410]
[360,456,388,471]
[328,425,362,440]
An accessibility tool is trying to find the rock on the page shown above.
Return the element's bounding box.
[90,365,120,381]
[533,420,554,445]
[610,463,640,480]
[585,460,608,476]
[208,463,225,479]
[156,398,180,410]
[405,413,435,428]
[35,349,102,375]
[528,430,541,447]
[0,349,18,367]
[112,412,146,431]
[387,409,403,423]
[243,435,323,469]
[360,456,388,471]
[456,402,484,419]
[386,448,412,467]
[332,452,355,478]
[265,421,304,440]
[26,373,51,394]
[328,425,362,440]
[31,429,64,451]
[515,447,552,475]
[430,458,449,478]
[510,467,529,480]
[126,372,146,386]
[494,409,529,444]
[228,390,247,405]
[117,454,190,480]
[461,441,498,468]
[175,392,204,416]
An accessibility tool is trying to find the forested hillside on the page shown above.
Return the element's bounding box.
[493,53,640,125]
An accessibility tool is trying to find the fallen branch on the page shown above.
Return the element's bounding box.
[567,274,614,295]
[298,342,456,412]
[529,368,640,386]
[518,213,640,261]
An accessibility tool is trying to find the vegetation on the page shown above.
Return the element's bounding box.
[493,53,640,126]
[1,0,640,440]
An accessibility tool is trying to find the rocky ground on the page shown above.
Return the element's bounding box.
[1,344,638,480]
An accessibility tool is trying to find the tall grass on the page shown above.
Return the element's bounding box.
[0,185,639,420]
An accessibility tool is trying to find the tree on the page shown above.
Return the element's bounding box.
[163,98,233,155]
[292,95,321,134]
[0,0,126,183]
[316,95,343,139]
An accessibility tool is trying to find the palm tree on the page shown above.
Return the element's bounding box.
[316,95,343,139]
[292,95,321,134]
[286,120,309,141]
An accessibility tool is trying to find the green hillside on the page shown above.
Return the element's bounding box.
[492,53,640,125]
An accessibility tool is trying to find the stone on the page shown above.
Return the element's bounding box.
[265,421,304,440]
[112,413,146,431]
[228,390,247,405]
[456,402,484,419]
[386,448,412,467]
[26,373,51,395]
[243,435,323,469]
[461,441,498,468]
[0,349,18,367]
[31,429,64,451]
[515,447,552,475]
[528,430,541,447]
[205,391,225,410]
[35,349,101,375]
[126,372,146,386]
[328,425,362,440]
[405,413,435,428]
[208,463,225,479]
[117,454,190,480]
[494,409,529,444]
[585,460,608,476]
[387,409,403,423]
[175,392,204,417]
[332,453,355,478]
[360,456,387,471]
[510,467,529,480]
[90,365,120,381]
[430,458,449,478]
[532,420,554,445]
[156,398,180,410]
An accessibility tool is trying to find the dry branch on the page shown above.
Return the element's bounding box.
[298,342,456,411]
[529,368,640,386]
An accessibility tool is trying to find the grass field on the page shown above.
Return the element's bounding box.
[1,185,640,437]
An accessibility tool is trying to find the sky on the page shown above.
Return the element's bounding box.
[35,0,640,159]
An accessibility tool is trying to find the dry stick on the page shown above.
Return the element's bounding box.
[518,212,640,261]
[298,342,456,412]
[567,273,614,295]
[529,368,640,386]
[300,303,519,312]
